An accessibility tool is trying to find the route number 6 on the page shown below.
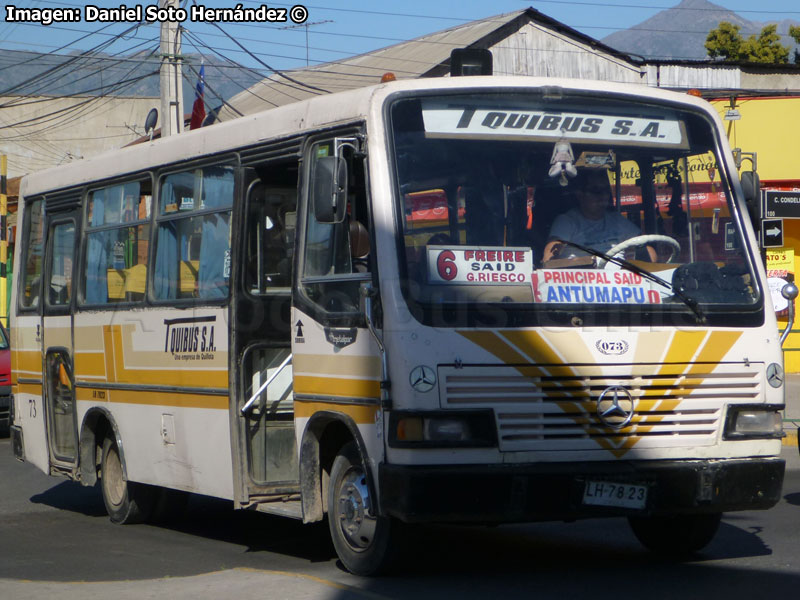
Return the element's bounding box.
[436,250,457,281]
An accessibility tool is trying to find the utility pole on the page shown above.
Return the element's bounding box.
[159,0,183,137]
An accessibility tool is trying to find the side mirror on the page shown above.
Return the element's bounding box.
[780,282,799,346]
[741,170,761,223]
[313,156,347,224]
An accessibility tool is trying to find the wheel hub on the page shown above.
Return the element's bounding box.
[105,447,125,507]
[336,469,377,550]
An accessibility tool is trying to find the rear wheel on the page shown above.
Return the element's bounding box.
[628,513,721,556]
[100,436,155,524]
[327,442,398,575]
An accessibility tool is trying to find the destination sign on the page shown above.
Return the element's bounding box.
[421,103,688,148]
[531,269,666,305]
[427,246,533,285]
[763,190,800,219]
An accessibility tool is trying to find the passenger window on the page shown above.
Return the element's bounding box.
[154,165,234,300]
[46,221,76,307]
[245,180,297,294]
[20,199,44,309]
[82,180,152,304]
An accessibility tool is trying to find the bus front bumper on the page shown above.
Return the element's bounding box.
[379,457,785,523]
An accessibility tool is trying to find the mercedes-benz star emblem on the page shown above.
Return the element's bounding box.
[766,363,784,389]
[409,366,436,393]
[596,385,635,429]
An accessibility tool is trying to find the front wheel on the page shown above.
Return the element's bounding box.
[101,436,155,524]
[628,513,721,556]
[327,442,398,575]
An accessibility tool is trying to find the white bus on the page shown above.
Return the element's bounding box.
[9,76,789,575]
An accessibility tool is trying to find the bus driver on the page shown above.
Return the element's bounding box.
[542,168,656,263]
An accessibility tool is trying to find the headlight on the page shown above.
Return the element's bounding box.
[389,411,497,448]
[723,405,783,439]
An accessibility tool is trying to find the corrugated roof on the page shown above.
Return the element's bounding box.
[216,10,527,120]
[214,7,647,120]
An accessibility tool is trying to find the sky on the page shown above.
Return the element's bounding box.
[0,1,799,80]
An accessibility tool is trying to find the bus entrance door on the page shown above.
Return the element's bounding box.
[234,169,300,512]
[41,209,80,475]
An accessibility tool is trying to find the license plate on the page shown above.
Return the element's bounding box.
[583,480,647,509]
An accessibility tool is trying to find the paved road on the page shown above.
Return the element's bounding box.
[2,436,800,599]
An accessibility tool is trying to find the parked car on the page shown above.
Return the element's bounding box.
[0,324,9,435]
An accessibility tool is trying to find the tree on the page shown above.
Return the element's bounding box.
[705,21,792,63]
[705,22,744,61]
[791,25,800,63]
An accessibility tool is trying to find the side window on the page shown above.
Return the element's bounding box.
[82,180,152,304]
[20,199,44,309]
[46,221,76,307]
[244,162,298,294]
[154,165,235,301]
[300,140,370,315]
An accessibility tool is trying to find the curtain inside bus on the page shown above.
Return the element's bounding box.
[198,168,233,298]
[154,167,234,300]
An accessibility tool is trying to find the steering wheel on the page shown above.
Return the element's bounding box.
[598,234,681,268]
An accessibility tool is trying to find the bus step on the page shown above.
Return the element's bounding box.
[254,498,303,520]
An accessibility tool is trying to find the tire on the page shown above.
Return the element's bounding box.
[100,436,155,524]
[327,442,398,575]
[628,513,722,556]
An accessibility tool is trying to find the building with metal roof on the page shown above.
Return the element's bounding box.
[215,8,647,120]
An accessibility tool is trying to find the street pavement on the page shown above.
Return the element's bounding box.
[1,376,797,599]
[0,568,384,600]
[2,443,798,600]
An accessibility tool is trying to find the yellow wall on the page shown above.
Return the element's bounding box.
[710,96,800,183]
[710,96,800,371]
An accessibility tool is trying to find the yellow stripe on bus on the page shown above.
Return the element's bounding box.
[106,324,228,389]
[293,375,380,399]
[293,353,381,379]
[75,387,228,410]
[13,350,42,374]
[688,331,743,374]
[458,330,530,366]
[74,352,107,378]
[17,381,43,394]
[658,331,707,372]
[103,326,117,382]
[294,399,378,424]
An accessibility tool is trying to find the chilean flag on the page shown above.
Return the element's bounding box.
[190,64,205,130]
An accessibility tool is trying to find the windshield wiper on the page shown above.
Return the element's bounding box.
[549,239,707,323]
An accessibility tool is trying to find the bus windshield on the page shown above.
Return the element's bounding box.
[390,92,760,325]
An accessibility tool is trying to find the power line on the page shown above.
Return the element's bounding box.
[182,28,325,101]
[0,21,118,74]
[0,69,158,132]
[0,20,145,96]
[0,38,160,108]
[189,3,330,95]
[181,29,287,105]
[182,58,247,116]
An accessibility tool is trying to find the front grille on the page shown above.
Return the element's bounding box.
[439,363,761,454]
